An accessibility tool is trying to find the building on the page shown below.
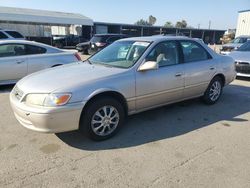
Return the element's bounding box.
[94,22,225,44]
[0,6,93,43]
[0,6,225,45]
[236,10,250,37]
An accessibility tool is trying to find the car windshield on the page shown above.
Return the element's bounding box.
[88,41,150,68]
[237,41,250,51]
[90,36,107,43]
[231,37,248,44]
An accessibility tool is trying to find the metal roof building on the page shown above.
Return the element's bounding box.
[0,6,93,26]
[236,10,250,37]
[0,6,93,42]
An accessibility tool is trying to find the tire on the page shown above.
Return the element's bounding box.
[202,76,223,105]
[79,97,125,141]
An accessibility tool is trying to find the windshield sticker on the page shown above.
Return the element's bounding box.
[133,42,150,47]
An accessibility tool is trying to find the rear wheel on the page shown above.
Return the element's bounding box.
[202,76,223,105]
[79,97,125,141]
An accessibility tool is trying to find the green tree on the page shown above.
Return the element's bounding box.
[135,19,149,26]
[164,21,174,28]
[175,20,187,28]
[135,15,157,26]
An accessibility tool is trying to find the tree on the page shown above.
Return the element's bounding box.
[149,15,157,26]
[175,20,187,28]
[164,21,174,28]
[135,15,157,26]
[135,19,150,26]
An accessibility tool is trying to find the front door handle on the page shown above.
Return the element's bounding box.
[16,60,25,64]
[175,73,183,77]
[210,67,215,70]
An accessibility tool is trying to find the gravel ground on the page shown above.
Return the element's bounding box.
[0,78,249,188]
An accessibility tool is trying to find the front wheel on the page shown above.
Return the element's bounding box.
[202,77,223,105]
[79,97,125,141]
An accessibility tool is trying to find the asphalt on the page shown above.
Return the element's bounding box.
[0,78,250,188]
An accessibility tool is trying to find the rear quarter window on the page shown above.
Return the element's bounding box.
[25,45,47,55]
[0,31,8,39]
[5,31,24,38]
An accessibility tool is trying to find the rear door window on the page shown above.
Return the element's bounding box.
[0,31,8,39]
[180,41,211,63]
[0,44,26,57]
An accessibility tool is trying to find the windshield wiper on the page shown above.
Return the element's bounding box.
[85,59,92,65]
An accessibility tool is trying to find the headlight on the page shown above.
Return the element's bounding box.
[25,93,71,107]
[25,94,48,106]
[44,93,71,107]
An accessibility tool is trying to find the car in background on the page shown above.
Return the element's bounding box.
[76,34,128,55]
[0,29,25,40]
[0,40,82,85]
[10,36,236,141]
[229,41,250,77]
[53,34,88,49]
[220,35,250,55]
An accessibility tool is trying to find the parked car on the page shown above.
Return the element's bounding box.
[0,40,81,85]
[76,34,128,55]
[229,41,250,77]
[53,34,88,49]
[0,29,25,40]
[220,35,250,55]
[10,36,236,141]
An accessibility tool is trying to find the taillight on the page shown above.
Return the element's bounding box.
[74,53,82,61]
[96,42,106,47]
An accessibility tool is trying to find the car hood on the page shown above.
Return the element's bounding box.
[17,62,127,93]
[228,51,250,62]
[77,42,90,46]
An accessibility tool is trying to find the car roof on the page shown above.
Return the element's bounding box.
[237,35,250,38]
[94,34,127,37]
[120,35,190,43]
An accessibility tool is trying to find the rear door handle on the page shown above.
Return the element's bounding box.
[210,67,215,70]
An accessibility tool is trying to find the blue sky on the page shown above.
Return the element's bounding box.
[0,0,249,29]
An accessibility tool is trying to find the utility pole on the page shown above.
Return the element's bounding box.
[208,20,211,30]
[198,24,200,29]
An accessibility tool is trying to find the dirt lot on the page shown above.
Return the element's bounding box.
[0,78,250,188]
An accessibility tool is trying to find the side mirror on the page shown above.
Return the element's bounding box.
[138,61,159,72]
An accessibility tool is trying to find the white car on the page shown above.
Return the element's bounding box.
[0,29,25,40]
[0,40,82,85]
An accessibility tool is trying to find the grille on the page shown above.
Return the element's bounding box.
[235,62,250,74]
[13,86,24,101]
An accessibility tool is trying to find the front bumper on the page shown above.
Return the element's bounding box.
[235,63,250,77]
[10,93,85,133]
[236,72,250,77]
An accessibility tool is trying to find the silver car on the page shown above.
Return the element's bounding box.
[220,35,250,55]
[0,40,81,85]
[10,36,236,140]
[229,41,250,77]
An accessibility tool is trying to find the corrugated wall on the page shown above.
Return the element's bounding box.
[236,11,250,37]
